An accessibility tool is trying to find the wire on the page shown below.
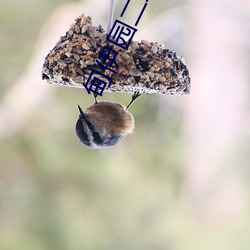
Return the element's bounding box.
[107,0,115,33]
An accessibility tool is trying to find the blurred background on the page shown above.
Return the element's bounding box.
[1,0,250,249]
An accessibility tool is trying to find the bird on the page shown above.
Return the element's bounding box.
[75,95,139,149]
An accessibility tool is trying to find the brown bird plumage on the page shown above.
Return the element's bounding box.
[85,101,134,136]
[75,101,134,149]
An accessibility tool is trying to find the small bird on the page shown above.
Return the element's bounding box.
[75,100,135,149]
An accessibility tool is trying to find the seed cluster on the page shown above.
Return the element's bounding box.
[42,14,190,95]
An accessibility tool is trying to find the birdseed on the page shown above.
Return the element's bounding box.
[42,14,191,95]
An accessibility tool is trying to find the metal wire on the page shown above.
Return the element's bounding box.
[107,0,115,33]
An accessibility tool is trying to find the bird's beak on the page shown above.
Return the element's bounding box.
[77,105,86,119]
